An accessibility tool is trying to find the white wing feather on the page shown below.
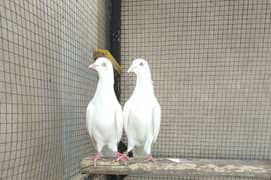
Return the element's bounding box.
[152,105,161,143]
[123,102,130,134]
[115,105,123,142]
[86,103,93,138]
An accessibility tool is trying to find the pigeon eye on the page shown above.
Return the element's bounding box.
[102,62,106,67]
[139,62,144,66]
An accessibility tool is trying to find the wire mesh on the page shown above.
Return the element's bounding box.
[120,0,271,178]
[1,0,271,179]
[0,0,109,179]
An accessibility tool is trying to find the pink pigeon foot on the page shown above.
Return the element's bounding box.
[114,152,129,162]
[86,153,102,166]
[144,155,156,162]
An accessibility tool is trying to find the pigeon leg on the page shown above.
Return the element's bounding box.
[86,152,101,160]
[115,152,129,162]
[144,154,156,162]
[143,138,156,162]
[86,152,102,166]
[108,143,129,162]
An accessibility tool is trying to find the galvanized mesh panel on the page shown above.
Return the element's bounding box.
[0,0,109,179]
[121,0,271,165]
[97,0,110,50]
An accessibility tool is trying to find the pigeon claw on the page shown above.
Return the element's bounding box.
[86,153,102,167]
[144,155,156,162]
[114,152,129,163]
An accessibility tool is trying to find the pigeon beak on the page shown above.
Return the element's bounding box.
[127,65,135,73]
[88,63,97,70]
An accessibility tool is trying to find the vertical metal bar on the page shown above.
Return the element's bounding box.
[110,0,121,101]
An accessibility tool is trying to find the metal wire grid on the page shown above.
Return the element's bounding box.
[0,0,108,179]
[120,0,271,168]
[97,0,111,50]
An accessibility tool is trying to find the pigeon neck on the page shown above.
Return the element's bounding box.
[94,75,115,98]
[98,74,114,85]
[134,75,153,93]
[97,76,114,89]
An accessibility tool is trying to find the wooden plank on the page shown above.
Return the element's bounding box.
[80,157,271,178]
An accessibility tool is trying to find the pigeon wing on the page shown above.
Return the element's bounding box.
[152,105,161,143]
[115,105,123,142]
[86,103,94,138]
[123,102,130,134]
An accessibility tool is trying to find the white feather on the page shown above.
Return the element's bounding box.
[86,57,123,154]
[124,59,161,156]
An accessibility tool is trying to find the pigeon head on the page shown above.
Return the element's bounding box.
[127,59,151,78]
[88,57,113,78]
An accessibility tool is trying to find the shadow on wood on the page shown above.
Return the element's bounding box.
[80,157,271,179]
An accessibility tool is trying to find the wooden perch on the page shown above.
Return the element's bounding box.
[80,157,271,178]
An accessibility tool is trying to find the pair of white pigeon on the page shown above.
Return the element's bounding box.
[86,57,161,166]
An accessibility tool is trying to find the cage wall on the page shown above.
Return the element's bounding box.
[0,0,110,180]
[120,0,271,165]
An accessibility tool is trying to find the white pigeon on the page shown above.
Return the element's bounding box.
[123,59,161,161]
[86,57,128,166]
